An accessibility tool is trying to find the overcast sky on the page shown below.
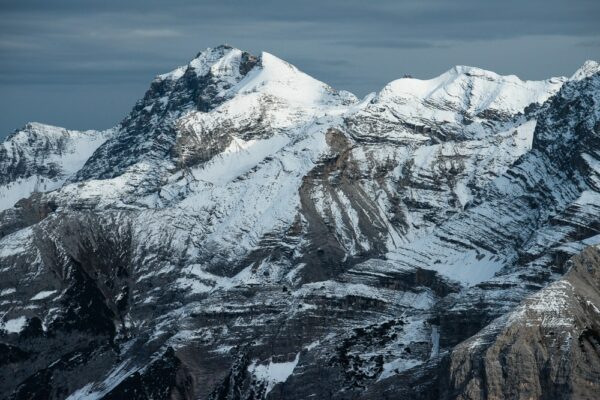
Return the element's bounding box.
[1,0,599,136]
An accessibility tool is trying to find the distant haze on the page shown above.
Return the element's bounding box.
[1,0,599,137]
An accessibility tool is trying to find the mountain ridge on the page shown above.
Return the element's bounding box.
[1,46,600,400]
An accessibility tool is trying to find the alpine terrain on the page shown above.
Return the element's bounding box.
[1,45,600,399]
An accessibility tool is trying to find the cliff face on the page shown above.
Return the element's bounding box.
[446,246,600,400]
[0,47,599,399]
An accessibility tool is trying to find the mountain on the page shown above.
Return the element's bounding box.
[0,45,599,399]
[0,123,114,212]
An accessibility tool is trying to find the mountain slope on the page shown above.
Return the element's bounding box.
[0,123,113,212]
[1,47,599,400]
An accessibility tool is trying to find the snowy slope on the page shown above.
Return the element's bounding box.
[0,123,113,211]
[346,67,565,144]
[0,47,599,400]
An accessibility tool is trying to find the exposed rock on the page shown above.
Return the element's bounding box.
[445,246,600,400]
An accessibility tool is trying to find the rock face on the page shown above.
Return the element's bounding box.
[446,246,600,400]
[0,47,599,399]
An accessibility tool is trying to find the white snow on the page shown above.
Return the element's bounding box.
[232,52,337,107]
[520,280,575,328]
[189,135,290,185]
[0,123,113,211]
[0,176,53,212]
[248,353,300,395]
[0,288,16,296]
[388,237,504,286]
[0,227,34,258]
[157,65,186,81]
[65,361,138,400]
[304,340,320,351]
[377,66,565,118]
[1,316,27,333]
[570,60,600,81]
[175,277,212,294]
[454,181,472,208]
[295,280,435,309]
[30,290,57,300]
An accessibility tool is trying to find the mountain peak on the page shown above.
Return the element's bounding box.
[374,63,565,119]
[219,50,354,108]
[195,43,234,57]
[571,60,600,81]
[156,45,250,82]
[449,65,505,79]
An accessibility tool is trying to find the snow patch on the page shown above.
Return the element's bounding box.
[0,288,16,296]
[1,316,27,333]
[31,290,58,300]
[248,353,300,395]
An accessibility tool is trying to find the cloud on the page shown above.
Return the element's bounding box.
[334,39,449,49]
[130,29,182,38]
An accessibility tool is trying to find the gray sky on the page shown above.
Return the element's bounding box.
[1,0,599,137]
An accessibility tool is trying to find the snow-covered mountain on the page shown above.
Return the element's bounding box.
[1,45,599,399]
[0,123,114,212]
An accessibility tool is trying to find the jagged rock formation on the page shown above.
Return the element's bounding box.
[1,45,599,399]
